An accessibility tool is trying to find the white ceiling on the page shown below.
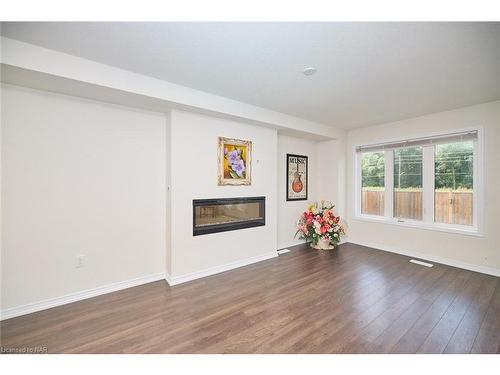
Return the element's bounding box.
[1,22,499,129]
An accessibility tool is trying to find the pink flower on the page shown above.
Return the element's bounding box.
[295,202,344,244]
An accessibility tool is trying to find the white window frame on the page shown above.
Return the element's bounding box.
[354,127,483,237]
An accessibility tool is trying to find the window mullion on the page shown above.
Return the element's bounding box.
[472,139,479,230]
[356,153,362,216]
[422,145,435,223]
[384,150,394,218]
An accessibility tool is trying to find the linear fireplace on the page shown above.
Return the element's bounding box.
[193,196,265,236]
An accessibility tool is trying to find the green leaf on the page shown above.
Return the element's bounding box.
[229,170,239,179]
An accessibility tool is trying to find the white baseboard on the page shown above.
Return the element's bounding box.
[0,272,166,321]
[166,251,278,286]
[278,240,306,250]
[2,252,279,320]
[165,271,173,286]
[347,240,500,277]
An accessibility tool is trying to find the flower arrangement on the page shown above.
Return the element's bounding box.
[295,201,346,250]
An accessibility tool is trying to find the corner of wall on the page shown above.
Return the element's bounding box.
[165,110,172,277]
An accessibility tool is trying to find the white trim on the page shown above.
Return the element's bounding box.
[165,271,173,286]
[348,241,500,278]
[422,145,435,223]
[352,215,482,237]
[0,273,166,321]
[354,149,362,216]
[473,130,484,234]
[278,240,306,249]
[384,150,394,218]
[167,251,278,286]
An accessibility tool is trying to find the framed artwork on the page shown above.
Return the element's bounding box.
[286,154,308,201]
[218,137,252,186]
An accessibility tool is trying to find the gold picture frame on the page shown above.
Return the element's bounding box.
[218,137,252,186]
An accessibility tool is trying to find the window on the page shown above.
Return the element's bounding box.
[394,147,423,220]
[361,151,384,216]
[355,130,480,235]
[434,141,474,226]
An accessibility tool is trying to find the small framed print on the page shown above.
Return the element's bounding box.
[218,137,252,186]
[286,154,308,201]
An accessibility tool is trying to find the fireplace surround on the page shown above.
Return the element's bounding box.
[193,196,265,236]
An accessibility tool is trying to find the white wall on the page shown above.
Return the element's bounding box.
[277,135,317,249]
[1,84,167,311]
[346,101,500,274]
[317,137,347,219]
[165,111,172,277]
[278,134,346,249]
[276,134,347,250]
[169,110,278,278]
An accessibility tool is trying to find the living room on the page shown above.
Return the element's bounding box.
[1,2,499,373]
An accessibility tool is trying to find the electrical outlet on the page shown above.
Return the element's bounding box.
[76,254,86,268]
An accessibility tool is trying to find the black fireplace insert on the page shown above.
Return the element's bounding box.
[193,196,265,236]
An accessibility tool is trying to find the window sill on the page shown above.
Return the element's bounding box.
[352,214,483,237]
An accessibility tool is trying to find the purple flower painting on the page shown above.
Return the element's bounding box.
[218,137,252,186]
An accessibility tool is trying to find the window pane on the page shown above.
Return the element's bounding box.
[361,151,385,216]
[394,147,423,220]
[434,141,473,225]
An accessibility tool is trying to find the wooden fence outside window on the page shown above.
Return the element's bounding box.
[361,189,473,225]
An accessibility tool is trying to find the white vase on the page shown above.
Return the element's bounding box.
[311,238,335,250]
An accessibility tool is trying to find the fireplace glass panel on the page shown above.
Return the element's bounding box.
[193,197,265,235]
[195,202,262,227]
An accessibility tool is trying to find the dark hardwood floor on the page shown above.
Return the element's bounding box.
[1,243,499,354]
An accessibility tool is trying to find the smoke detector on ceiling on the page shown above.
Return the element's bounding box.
[303,67,317,76]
